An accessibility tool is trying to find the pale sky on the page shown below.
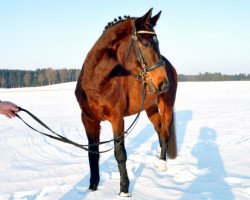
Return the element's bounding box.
[0,0,250,74]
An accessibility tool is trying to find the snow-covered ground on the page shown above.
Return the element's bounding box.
[0,81,249,200]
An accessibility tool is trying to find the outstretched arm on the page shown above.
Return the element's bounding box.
[0,101,19,118]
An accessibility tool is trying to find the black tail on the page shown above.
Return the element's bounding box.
[166,113,177,159]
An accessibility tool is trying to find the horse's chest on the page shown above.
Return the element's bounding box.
[125,92,157,115]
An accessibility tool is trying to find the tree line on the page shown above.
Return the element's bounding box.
[0,68,80,88]
[0,69,250,88]
[178,72,250,82]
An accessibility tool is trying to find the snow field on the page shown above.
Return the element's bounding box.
[0,81,250,199]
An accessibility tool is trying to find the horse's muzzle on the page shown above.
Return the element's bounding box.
[148,79,168,94]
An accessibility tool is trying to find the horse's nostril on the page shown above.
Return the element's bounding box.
[159,81,168,92]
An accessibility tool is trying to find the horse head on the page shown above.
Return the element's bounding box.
[104,8,168,94]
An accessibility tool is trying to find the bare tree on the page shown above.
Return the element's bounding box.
[0,77,6,88]
[74,69,80,81]
[45,68,56,85]
[23,72,30,87]
[58,68,68,83]
[38,74,45,86]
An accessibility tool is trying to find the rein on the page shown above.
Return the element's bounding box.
[16,81,146,154]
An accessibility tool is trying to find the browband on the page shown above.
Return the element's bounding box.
[137,30,156,35]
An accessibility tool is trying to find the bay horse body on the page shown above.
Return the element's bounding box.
[75,8,177,196]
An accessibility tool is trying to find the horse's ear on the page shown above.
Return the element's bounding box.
[141,8,153,23]
[150,11,161,27]
[136,8,153,28]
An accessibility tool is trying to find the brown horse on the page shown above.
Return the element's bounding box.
[75,8,177,196]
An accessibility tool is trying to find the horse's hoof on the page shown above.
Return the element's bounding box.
[89,184,98,191]
[119,192,131,197]
[157,159,168,171]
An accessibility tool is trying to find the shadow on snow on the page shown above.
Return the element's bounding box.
[180,127,235,200]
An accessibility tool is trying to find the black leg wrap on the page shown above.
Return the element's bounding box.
[160,139,167,161]
[88,136,100,191]
[114,137,130,193]
[157,132,162,148]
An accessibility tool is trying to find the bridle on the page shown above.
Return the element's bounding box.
[125,20,165,94]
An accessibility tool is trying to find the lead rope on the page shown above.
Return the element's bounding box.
[16,81,146,154]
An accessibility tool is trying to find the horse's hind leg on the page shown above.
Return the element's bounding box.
[157,96,177,161]
[111,115,130,196]
[81,113,101,191]
[145,104,162,145]
[146,100,177,171]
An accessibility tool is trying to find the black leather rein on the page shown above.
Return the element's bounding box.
[15,81,146,154]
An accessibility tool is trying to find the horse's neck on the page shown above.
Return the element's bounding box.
[82,48,116,94]
[83,22,131,88]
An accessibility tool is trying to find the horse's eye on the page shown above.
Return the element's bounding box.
[153,36,158,44]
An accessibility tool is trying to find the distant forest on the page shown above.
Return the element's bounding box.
[0,69,250,88]
[178,72,250,82]
[0,68,80,88]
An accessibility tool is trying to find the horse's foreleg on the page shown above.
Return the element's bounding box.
[87,134,100,190]
[81,113,101,191]
[111,116,130,196]
[114,136,130,195]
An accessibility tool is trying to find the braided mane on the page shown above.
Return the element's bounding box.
[104,15,130,30]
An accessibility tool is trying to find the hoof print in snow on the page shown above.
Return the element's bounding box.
[75,187,91,195]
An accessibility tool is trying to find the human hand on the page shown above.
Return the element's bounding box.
[0,101,19,118]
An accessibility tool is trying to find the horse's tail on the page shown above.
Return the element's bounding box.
[166,112,177,159]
